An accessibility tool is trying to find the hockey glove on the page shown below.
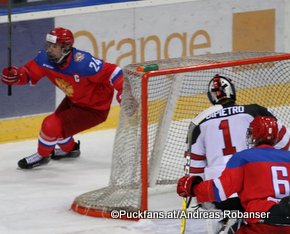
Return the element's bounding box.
[1,66,20,85]
[177,175,203,197]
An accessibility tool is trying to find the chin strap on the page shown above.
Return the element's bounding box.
[56,49,71,64]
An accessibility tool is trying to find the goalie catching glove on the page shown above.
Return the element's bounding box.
[177,175,203,197]
[1,66,26,85]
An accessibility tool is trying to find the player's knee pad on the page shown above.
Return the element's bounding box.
[41,114,63,138]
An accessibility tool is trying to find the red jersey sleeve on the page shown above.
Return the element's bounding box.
[13,59,46,86]
[23,59,46,85]
[88,62,123,92]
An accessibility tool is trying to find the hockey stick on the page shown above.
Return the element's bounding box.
[7,0,12,96]
[180,104,223,234]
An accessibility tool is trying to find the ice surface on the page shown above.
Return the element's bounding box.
[0,129,207,234]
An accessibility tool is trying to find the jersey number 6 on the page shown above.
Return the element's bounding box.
[271,166,290,198]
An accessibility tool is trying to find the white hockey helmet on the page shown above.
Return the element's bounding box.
[207,74,236,105]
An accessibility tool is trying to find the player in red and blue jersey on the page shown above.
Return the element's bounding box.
[177,116,290,233]
[1,27,123,169]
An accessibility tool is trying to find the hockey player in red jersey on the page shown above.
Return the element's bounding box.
[1,27,123,169]
[177,116,290,233]
[188,74,289,211]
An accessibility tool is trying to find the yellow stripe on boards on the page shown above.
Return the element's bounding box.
[147,83,290,123]
[0,114,45,143]
[1,82,289,144]
[0,105,120,144]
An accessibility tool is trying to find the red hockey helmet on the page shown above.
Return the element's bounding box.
[46,27,74,48]
[247,116,278,147]
[207,74,236,105]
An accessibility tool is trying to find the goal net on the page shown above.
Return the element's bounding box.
[71,51,290,219]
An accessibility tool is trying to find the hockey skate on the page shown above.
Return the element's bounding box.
[18,153,50,169]
[51,141,80,160]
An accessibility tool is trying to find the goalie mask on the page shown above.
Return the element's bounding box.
[45,27,74,64]
[247,116,278,147]
[207,74,236,105]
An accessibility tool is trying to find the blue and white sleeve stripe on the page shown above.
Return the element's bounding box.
[213,178,227,202]
[109,66,123,85]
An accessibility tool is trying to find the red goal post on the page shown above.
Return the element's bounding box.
[71,52,290,219]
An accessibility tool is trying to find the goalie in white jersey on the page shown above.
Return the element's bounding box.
[189,74,290,211]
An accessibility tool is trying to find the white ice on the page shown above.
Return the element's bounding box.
[0,129,207,234]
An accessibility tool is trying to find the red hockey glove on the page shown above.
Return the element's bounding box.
[1,66,20,85]
[177,175,203,197]
[116,90,122,104]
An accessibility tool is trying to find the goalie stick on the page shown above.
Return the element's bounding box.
[180,104,223,234]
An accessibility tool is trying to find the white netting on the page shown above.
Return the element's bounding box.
[72,52,290,217]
